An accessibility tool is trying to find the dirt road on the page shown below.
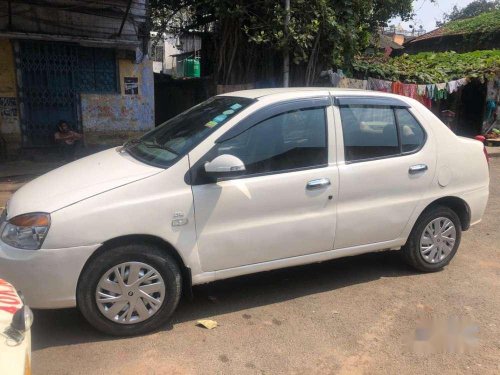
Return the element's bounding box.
[2,160,499,374]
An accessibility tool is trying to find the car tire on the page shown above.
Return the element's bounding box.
[402,205,462,272]
[77,244,182,336]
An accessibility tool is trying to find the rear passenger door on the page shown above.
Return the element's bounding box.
[333,97,435,249]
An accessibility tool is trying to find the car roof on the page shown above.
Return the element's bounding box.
[218,87,411,103]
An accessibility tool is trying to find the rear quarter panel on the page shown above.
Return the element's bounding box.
[400,99,489,238]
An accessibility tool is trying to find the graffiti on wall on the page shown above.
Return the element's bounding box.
[0,97,17,117]
[80,95,154,132]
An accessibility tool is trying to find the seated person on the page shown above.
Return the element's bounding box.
[54,120,82,161]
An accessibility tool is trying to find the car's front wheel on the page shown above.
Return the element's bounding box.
[77,244,182,336]
[402,205,462,272]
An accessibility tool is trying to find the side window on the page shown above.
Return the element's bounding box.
[214,107,327,176]
[340,105,399,162]
[395,108,425,153]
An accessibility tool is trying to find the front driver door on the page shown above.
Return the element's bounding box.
[190,103,338,272]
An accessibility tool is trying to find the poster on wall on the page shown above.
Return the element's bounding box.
[124,77,139,95]
[0,97,17,117]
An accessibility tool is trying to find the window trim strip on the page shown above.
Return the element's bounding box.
[215,96,331,143]
[334,96,410,108]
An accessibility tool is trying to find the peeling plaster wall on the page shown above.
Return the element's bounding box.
[81,58,155,146]
[0,39,21,153]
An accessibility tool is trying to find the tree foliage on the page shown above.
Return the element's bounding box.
[442,9,500,34]
[353,50,500,83]
[150,0,414,85]
[441,0,500,23]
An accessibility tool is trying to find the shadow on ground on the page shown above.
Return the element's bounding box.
[32,250,418,351]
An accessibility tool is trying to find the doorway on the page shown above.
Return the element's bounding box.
[16,41,118,147]
[457,79,486,136]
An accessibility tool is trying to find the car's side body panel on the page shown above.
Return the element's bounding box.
[193,166,338,272]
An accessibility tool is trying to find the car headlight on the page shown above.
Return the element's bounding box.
[1,213,50,250]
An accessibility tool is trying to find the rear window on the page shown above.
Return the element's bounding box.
[340,105,399,162]
[339,105,426,162]
[395,108,426,153]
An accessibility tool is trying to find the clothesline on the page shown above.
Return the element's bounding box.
[324,69,469,108]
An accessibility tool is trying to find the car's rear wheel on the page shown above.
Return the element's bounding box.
[77,244,182,336]
[402,205,462,272]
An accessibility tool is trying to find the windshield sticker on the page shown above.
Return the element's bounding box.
[213,114,227,123]
[230,103,243,110]
[205,120,218,128]
[223,109,235,115]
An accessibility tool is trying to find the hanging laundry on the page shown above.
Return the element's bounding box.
[369,78,392,92]
[446,80,460,94]
[321,68,345,87]
[338,78,366,89]
[435,83,446,91]
[327,70,342,87]
[363,75,470,103]
[417,85,427,96]
[457,78,468,87]
[435,83,448,100]
[367,77,377,90]
[485,99,496,122]
[382,80,392,93]
[338,77,349,88]
[402,83,417,98]
[392,81,404,96]
[415,95,432,109]
[426,84,436,100]
[422,96,433,108]
[342,78,366,89]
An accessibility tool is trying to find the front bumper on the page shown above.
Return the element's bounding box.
[0,241,100,308]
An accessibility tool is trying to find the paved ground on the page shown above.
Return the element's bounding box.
[1,159,499,375]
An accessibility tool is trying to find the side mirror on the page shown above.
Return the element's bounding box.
[204,154,246,178]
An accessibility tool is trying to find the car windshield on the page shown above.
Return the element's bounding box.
[125,96,255,168]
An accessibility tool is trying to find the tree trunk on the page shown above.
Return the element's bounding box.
[283,0,290,87]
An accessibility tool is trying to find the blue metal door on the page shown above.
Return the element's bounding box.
[18,41,80,147]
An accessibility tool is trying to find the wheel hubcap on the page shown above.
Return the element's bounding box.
[419,217,456,264]
[96,262,165,324]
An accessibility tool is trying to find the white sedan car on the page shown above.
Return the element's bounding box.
[0,89,489,336]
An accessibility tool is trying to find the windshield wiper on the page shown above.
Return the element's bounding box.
[124,138,142,149]
[139,139,180,155]
[124,138,179,156]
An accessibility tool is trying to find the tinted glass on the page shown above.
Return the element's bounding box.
[340,105,399,162]
[214,107,327,176]
[396,108,425,153]
[126,96,254,167]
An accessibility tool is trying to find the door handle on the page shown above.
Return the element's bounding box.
[409,164,428,175]
[306,178,331,190]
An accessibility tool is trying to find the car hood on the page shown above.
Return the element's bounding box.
[7,148,163,217]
